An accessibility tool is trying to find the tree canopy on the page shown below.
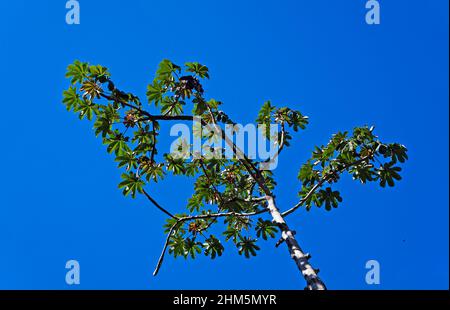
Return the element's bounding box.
[63,59,408,289]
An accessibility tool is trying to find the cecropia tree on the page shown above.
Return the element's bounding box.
[62,59,408,290]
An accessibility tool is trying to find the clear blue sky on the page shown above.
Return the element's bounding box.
[0,0,448,289]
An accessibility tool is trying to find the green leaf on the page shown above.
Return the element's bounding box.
[256,101,275,139]
[74,100,99,120]
[65,60,89,84]
[93,117,112,137]
[161,97,184,116]
[256,101,275,123]
[223,227,242,244]
[89,64,110,79]
[275,107,309,131]
[80,81,102,100]
[187,195,204,213]
[104,133,131,156]
[255,219,278,240]
[168,233,186,258]
[203,235,224,259]
[142,162,165,183]
[115,152,138,171]
[118,173,145,198]
[317,187,343,211]
[350,162,376,184]
[387,143,408,163]
[184,237,203,259]
[164,154,186,175]
[155,59,180,81]
[237,237,260,258]
[377,163,402,187]
[62,86,82,111]
[298,186,321,211]
[185,62,210,79]
[298,162,319,186]
[146,81,165,106]
[163,216,186,234]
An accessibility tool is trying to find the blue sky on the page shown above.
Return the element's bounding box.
[0,0,448,289]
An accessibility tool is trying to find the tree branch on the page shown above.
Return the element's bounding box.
[199,160,224,206]
[152,208,268,276]
[281,156,371,217]
[153,221,180,276]
[142,189,179,219]
[261,122,286,169]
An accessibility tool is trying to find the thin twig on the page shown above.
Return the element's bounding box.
[142,189,178,219]
[152,208,268,276]
[281,156,371,217]
[153,222,179,276]
[261,122,286,169]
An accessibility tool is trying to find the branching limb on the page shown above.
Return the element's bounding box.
[142,189,179,219]
[153,221,180,276]
[281,156,371,217]
[152,208,269,276]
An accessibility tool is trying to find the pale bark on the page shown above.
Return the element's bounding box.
[266,196,327,290]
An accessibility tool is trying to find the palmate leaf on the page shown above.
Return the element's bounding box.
[146,81,165,106]
[386,143,408,163]
[203,235,224,259]
[115,152,138,171]
[377,162,402,187]
[155,59,181,81]
[184,238,203,259]
[194,180,216,206]
[353,126,375,144]
[65,60,89,84]
[187,195,204,212]
[185,62,210,79]
[62,87,82,111]
[350,162,377,184]
[298,186,321,211]
[142,163,165,183]
[193,97,208,116]
[88,65,110,79]
[160,97,184,116]
[104,133,131,156]
[132,126,153,144]
[312,144,336,163]
[256,101,275,123]
[93,117,112,138]
[255,219,278,240]
[163,216,186,234]
[74,100,99,121]
[185,162,199,177]
[237,237,260,258]
[275,107,309,132]
[80,81,102,100]
[100,104,120,122]
[118,173,145,198]
[256,101,275,139]
[317,187,343,211]
[168,233,186,258]
[223,227,242,244]
[164,154,186,175]
[298,162,320,186]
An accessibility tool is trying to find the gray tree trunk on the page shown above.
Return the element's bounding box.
[266,196,327,290]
